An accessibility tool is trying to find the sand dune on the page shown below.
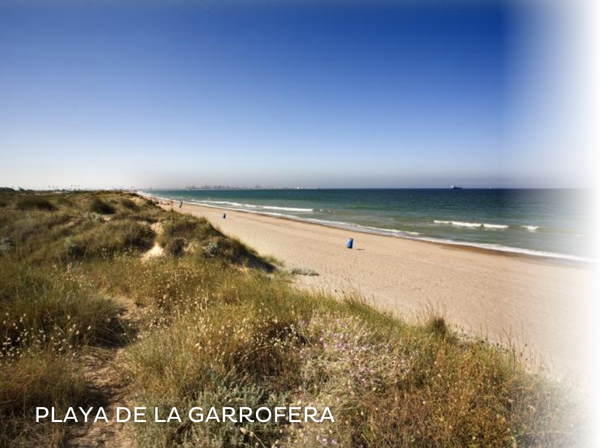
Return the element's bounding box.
[167,202,595,377]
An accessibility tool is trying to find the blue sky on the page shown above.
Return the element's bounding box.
[0,1,579,188]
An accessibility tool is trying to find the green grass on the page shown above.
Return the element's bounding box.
[0,190,590,447]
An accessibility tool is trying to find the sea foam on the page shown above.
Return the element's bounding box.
[139,191,592,263]
[483,224,509,230]
[262,206,314,212]
[434,220,482,228]
[434,220,508,230]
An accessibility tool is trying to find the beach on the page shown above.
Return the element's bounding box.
[168,201,594,376]
[1,190,591,445]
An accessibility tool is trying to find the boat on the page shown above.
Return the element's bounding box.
[450,185,463,190]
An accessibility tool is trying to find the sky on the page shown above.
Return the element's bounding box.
[0,0,591,189]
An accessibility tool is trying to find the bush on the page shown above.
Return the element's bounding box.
[164,237,186,257]
[89,198,115,215]
[16,197,56,211]
[0,237,13,255]
[84,211,103,223]
[56,197,73,207]
[66,221,155,260]
[161,214,212,241]
[121,198,139,210]
[202,236,275,272]
[64,237,86,259]
[157,214,272,270]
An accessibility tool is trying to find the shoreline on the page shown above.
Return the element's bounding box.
[141,192,592,267]
[156,197,594,376]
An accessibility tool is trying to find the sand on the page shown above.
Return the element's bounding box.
[164,201,595,377]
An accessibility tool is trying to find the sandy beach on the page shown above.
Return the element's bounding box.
[165,201,594,377]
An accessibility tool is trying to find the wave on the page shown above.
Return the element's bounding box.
[194,200,246,207]
[415,237,593,262]
[360,225,420,237]
[193,200,261,208]
[303,219,420,237]
[187,200,313,213]
[483,224,509,230]
[298,218,591,261]
[139,192,592,263]
[434,220,483,228]
[434,220,509,230]
[262,205,313,212]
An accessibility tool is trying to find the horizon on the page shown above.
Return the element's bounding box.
[0,1,593,189]
[1,185,589,192]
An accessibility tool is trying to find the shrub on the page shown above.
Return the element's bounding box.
[287,266,319,276]
[65,221,155,260]
[84,211,103,223]
[64,237,86,259]
[161,214,211,241]
[89,198,115,215]
[16,197,56,211]
[164,237,186,257]
[0,237,13,255]
[56,197,73,207]
[120,198,139,210]
[425,315,449,338]
[202,236,275,272]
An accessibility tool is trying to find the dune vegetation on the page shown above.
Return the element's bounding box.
[0,190,588,447]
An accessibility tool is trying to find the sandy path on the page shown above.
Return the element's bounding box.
[66,295,139,447]
[165,202,594,377]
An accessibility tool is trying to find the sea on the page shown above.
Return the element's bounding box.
[141,189,594,262]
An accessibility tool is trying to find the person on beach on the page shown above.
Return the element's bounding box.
[179,200,183,209]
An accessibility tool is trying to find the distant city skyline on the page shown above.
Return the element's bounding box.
[0,1,593,189]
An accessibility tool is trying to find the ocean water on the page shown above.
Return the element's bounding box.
[143,189,594,262]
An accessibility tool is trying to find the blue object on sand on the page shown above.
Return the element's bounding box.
[223,213,227,219]
[347,238,353,249]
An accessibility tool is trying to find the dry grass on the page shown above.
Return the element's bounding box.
[0,353,86,446]
[0,190,590,447]
[89,197,116,215]
[15,196,57,212]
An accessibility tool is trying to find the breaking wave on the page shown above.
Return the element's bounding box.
[262,206,314,212]
[434,220,509,229]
